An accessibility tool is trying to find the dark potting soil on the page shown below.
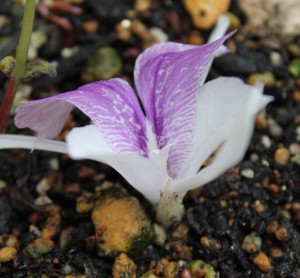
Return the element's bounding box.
[0,0,300,277]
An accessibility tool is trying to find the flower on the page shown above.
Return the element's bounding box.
[4,31,272,226]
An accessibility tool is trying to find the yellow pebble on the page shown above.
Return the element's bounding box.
[274,147,290,165]
[184,0,230,29]
[253,252,271,272]
[0,247,17,262]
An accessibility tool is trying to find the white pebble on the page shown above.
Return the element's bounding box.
[241,168,255,179]
[268,118,283,138]
[49,158,59,171]
[261,135,272,149]
[270,51,282,66]
[149,27,168,42]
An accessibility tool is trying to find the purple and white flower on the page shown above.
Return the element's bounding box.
[0,25,272,226]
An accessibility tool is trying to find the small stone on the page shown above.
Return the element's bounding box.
[252,200,265,213]
[288,43,300,57]
[131,19,153,41]
[0,247,17,262]
[275,227,288,241]
[291,154,300,165]
[134,0,152,13]
[116,22,132,41]
[26,238,54,258]
[149,27,168,43]
[270,247,283,258]
[76,191,96,213]
[274,147,290,166]
[0,234,18,248]
[200,236,221,250]
[242,233,262,253]
[112,253,136,278]
[81,46,122,82]
[156,259,178,278]
[270,51,283,66]
[225,12,241,30]
[247,72,275,88]
[266,184,280,193]
[253,252,271,272]
[255,115,268,130]
[261,135,271,148]
[241,168,255,179]
[42,204,61,239]
[184,0,230,29]
[82,20,99,33]
[153,224,166,246]
[292,90,300,103]
[77,166,97,179]
[268,118,283,138]
[188,259,216,277]
[186,31,204,45]
[92,191,153,257]
[289,143,300,155]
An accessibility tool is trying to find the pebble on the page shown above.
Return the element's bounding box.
[81,46,122,82]
[0,234,18,248]
[253,252,271,272]
[0,246,17,262]
[92,191,153,257]
[188,259,216,277]
[247,72,275,88]
[183,0,230,29]
[0,179,7,191]
[149,27,168,43]
[134,0,152,13]
[112,253,136,278]
[26,238,54,258]
[153,224,166,246]
[186,31,204,45]
[270,247,283,258]
[241,168,255,179]
[77,165,97,179]
[76,191,96,213]
[115,22,132,41]
[266,184,280,193]
[291,154,300,165]
[255,115,268,130]
[274,147,290,166]
[275,227,288,241]
[242,233,262,253]
[270,51,283,66]
[252,200,266,213]
[82,20,99,33]
[292,90,300,102]
[268,118,283,138]
[261,135,271,148]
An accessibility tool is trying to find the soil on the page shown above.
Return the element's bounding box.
[0,0,300,277]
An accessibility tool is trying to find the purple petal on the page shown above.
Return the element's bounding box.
[15,78,147,155]
[135,32,234,178]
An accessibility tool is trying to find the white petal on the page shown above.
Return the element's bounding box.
[66,125,169,204]
[173,77,272,193]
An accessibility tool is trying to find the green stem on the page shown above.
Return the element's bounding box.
[0,0,36,133]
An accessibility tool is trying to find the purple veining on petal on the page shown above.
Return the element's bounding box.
[15,78,147,155]
[135,32,234,178]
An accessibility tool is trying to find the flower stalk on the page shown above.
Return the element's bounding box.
[0,0,36,133]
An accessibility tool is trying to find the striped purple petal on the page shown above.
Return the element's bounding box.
[15,78,147,155]
[134,32,234,178]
